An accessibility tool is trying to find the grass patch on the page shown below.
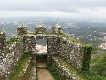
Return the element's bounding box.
[28,32,37,35]
[90,49,106,78]
[7,36,22,44]
[47,65,61,80]
[81,72,106,80]
[57,33,85,45]
[53,56,106,80]
[8,53,31,80]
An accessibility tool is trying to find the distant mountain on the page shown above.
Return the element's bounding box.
[0,17,106,45]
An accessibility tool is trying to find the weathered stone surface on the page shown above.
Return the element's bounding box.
[52,24,63,34]
[58,37,84,70]
[52,57,81,80]
[35,24,46,34]
[0,38,24,79]
[0,24,91,80]
[17,24,27,35]
[23,35,36,53]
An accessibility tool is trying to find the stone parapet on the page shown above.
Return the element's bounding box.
[35,24,46,34]
[0,24,92,79]
[52,57,82,80]
[17,24,27,35]
[52,24,63,34]
[57,37,83,70]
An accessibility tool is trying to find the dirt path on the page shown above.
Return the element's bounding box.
[37,62,47,68]
[37,68,54,80]
[37,62,54,80]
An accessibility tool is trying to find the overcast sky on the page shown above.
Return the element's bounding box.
[0,0,106,18]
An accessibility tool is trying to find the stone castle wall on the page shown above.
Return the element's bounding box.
[52,57,80,80]
[23,34,59,65]
[58,36,83,70]
[23,35,36,53]
[0,24,92,80]
[0,36,24,79]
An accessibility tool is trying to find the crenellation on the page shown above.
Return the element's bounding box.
[35,24,46,34]
[0,24,92,80]
[52,24,63,34]
[17,24,27,35]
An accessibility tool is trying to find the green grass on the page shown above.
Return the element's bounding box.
[81,72,106,80]
[28,32,37,35]
[57,33,85,45]
[47,65,61,80]
[7,36,22,44]
[90,49,106,78]
[8,53,31,80]
[78,49,106,80]
[52,56,106,80]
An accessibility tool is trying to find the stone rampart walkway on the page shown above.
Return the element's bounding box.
[37,68,54,80]
[37,62,54,80]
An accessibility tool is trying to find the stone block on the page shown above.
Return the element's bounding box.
[52,24,63,34]
[17,24,27,35]
[35,24,46,34]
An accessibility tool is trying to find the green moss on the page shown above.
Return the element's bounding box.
[45,32,53,35]
[81,44,92,72]
[28,32,37,35]
[47,65,61,80]
[22,60,33,80]
[57,33,85,45]
[54,56,84,80]
[7,36,21,44]
[8,53,31,80]
[27,31,86,46]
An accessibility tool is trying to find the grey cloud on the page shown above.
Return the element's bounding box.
[0,0,106,12]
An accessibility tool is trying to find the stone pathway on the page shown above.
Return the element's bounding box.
[37,68,54,80]
[22,61,54,80]
[37,62,47,68]
[37,62,54,80]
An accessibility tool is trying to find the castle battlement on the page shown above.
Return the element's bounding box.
[0,24,92,80]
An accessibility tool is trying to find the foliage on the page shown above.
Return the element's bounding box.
[81,71,106,80]
[7,36,20,44]
[47,65,61,80]
[80,49,106,80]
[81,44,92,72]
[90,49,106,77]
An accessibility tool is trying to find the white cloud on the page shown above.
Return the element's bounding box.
[0,0,106,18]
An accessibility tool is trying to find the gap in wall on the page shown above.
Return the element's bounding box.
[36,39,47,67]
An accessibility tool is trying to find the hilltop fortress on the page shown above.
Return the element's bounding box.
[0,24,92,80]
